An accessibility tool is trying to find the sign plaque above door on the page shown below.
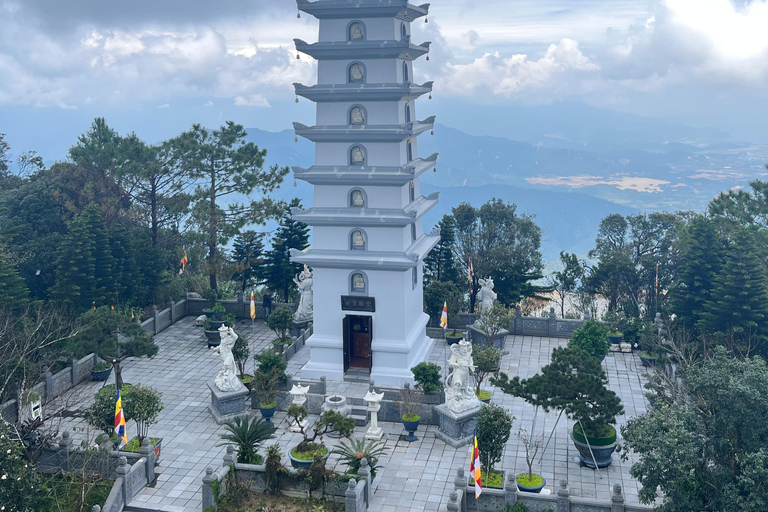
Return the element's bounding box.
[341,295,375,312]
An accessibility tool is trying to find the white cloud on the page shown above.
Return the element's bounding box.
[157,103,169,108]
[203,100,213,107]
[439,39,598,97]
[233,94,271,108]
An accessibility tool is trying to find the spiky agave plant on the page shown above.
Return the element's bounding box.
[218,416,275,464]
[333,438,388,478]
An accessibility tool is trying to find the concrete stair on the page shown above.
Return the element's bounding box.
[348,397,368,427]
[343,368,371,383]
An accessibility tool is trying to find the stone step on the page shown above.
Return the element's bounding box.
[350,413,368,427]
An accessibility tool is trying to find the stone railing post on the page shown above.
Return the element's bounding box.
[358,458,371,505]
[345,479,358,512]
[319,376,327,396]
[152,305,159,335]
[454,468,466,491]
[223,444,236,466]
[44,367,53,401]
[92,505,101,512]
[139,438,155,485]
[548,306,557,336]
[514,306,523,334]
[167,299,175,324]
[202,466,217,511]
[447,491,460,512]
[504,472,518,505]
[237,293,244,317]
[116,456,129,504]
[71,357,79,384]
[59,431,73,471]
[556,479,570,512]
[611,483,625,512]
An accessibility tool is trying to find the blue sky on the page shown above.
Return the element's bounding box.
[2,0,768,157]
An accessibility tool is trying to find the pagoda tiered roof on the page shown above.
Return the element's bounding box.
[290,192,438,226]
[292,153,438,186]
[294,81,432,102]
[289,230,439,270]
[296,0,429,21]
[293,116,434,143]
[294,37,430,61]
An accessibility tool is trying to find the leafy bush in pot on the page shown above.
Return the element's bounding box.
[411,362,443,393]
[569,319,610,359]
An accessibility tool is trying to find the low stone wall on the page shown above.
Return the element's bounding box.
[1,353,99,423]
[446,468,653,512]
[202,445,372,511]
[456,306,588,339]
[187,297,297,320]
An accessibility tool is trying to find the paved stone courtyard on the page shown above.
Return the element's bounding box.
[51,316,650,512]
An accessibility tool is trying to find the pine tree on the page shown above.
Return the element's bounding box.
[51,213,96,309]
[668,216,724,330]
[424,214,460,285]
[80,204,115,305]
[263,199,309,303]
[230,230,265,293]
[699,228,768,356]
[0,250,29,305]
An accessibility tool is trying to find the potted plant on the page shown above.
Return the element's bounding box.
[398,383,422,442]
[568,319,610,361]
[515,427,545,493]
[253,350,287,423]
[218,416,275,465]
[202,289,219,318]
[493,347,624,469]
[638,351,658,367]
[233,333,253,390]
[85,384,134,449]
[90,361,113,381]
[411,362,443,393]
[475,404,513,489]
[334,438,388,480]
[203,321,221,347]
[608,331,624,345]
[223,313,236,328]
[212,302,226,319]
[472,346,502,403]
[266,306,294,354]
[285,405,355,469]
[475,302,512,348]
[120,384,164,460]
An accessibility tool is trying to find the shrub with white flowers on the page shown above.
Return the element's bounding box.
[0,426,50,511]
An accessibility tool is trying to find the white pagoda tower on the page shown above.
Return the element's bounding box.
[290,0,439,385]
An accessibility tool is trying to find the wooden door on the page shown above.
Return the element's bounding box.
[343,316,350,372]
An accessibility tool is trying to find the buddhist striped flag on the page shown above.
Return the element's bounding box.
[114,389,127,445]
[468,258,474,283]
[250,291,256,320]
[470,429,482,498]
[179,244,188,275]
[440,301,448,329]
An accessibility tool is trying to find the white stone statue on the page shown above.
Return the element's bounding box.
[477,277,497,312]
[350,107,365,125]
[213,326,243,392]
[445,340,482,413]
[351,146,365,164]
[352,230,365,248]
[350,64,364,82]
[364,389,385,440]
[289,384,310,432]
[350,23,364,40]
[293,267,314,323]
[351,189,365,207]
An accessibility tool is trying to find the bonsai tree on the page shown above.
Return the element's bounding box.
[212,302,226,315]
[411,362,443,393]
[232,332,250,379]
[476,404,514,484]
[568,319,610,360]
[398,382,422,421]
[218,416,274,464]
[253,350,287,408]
[492,346,624,439]
[516,427,543,488]
[476,302,512,342]
[65,306,158,361]
[334,438,388,478]
[123,384,163,445]
[286,405,355,459]
[266,306,293,346]
[472,345,502,399]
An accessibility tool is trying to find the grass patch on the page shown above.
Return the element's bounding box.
[122,437,160,452]
[291,443,327,461]
[475,390,491,400]
[469,469,503,488]
[259,401,277,409]
[41,473,114,512]
[516,473,544,487]
[273,338,292,346]
[401,414,420,422]
[238,374,254,384]
[639,351,658,358]
[573,423,617,446]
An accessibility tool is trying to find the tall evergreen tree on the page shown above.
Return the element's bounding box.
[80,205,115,305]
[668,216,724,330]
[424,214,460,285]
[699,228,768,357]
[0,250,29,305]
[51,212,96,309]
[230,230,265,293]
[263,199,310,303]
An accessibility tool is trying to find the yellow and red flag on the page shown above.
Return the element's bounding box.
[179,244,188,275]
[468,258,474,282]
[250,291,256,320]
[470,429,482,498]
[440,301,448,329]
[114,388,127,445]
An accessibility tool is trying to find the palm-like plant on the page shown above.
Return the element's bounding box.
[334,438,388,479]
[218,416,275,464]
